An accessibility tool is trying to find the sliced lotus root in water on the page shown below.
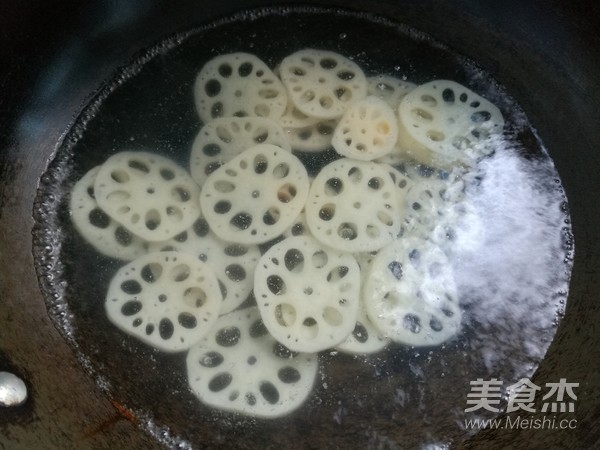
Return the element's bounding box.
[367,75,416,110]
[282,209,310,239]
[331,96,399,161]
[401,165,485,254]
[279,49,367,119]
[366,75,417,167]
[254,235,360,353]
[335,301,390,355]
[375,141,420,166]
[285,119,338,152]
[277,97,322,129]
[186,307,318,418]
[428,197,484,254]
[199,144,310,244]
[93,151,201,242]
[363,237,462,347]
[190,117,291,187]
[272,64,321,130]
[305,158,401,252]
[401,164,467,239]
[194,52,287,123]
[400,164,484,253]
[70,166,148,260]
[336,252,390,354]
[105,251,222,352]
[148,217,261,315]
[397,79,505,168]
[375,163,415,227]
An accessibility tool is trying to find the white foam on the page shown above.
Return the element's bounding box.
[448,141,570,374]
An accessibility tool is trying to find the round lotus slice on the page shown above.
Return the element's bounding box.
[105,251,222,352]
[94,151,201,242]
[199,144,310,244]
[194,52,287,123]
[254,236,361,353]
[279,49,367,119]
[149,217,261,315]
[397,80,505,168]
[367,75,416,110]
[305,158,401,253]
[277,98,321,129]
[70,166,148,260]
[401,164,483,252]
[187,307,318,418]
[401,165,466,239]
[336,252,390,355]
[332,96,398,161]
[285,120,337,152]
[364,237,462,347]
[190,117,291,187]
[336,302,390,354]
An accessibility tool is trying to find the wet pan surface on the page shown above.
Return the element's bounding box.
[31,6,573,448]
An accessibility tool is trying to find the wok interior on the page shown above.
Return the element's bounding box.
[1,1,599,449]
[32,7,571,447]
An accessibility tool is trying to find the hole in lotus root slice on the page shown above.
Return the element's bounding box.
[194,53,287,124]
[275,303,296,327]
[267,275,287,296]
[190,117,291,187]
[306,159,400,252]
[186,307,318,418]
[200,144,309,244]
[105,251,222,352]
[215,326,242,347]
[280,49,367,119]
[254,235,360,352]
[94,152,201,242]
[148,217,260,315]
[332,96,398,161]
[363,237,462,347]
[141,262,163,283]
[70,166,148,260]
[397,80,505,169]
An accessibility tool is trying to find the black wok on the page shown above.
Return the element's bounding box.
[1,1,599,448]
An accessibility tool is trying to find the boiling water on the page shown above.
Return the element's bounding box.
[33,7,572,449]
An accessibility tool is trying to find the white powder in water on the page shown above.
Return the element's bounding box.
[448,141,570,372]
